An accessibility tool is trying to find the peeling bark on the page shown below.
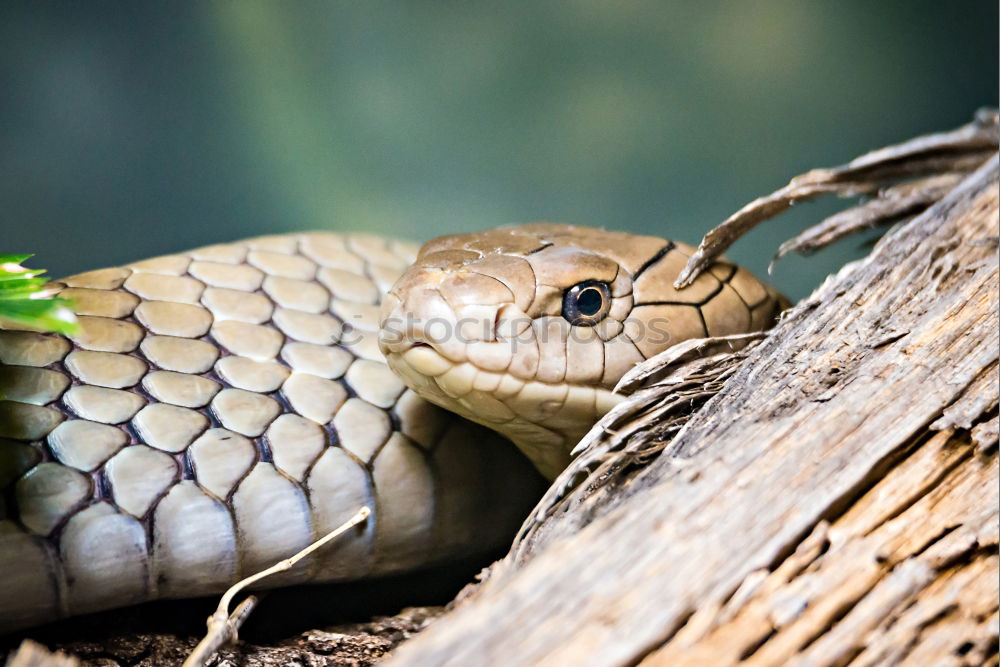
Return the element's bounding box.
[675,108,997,287]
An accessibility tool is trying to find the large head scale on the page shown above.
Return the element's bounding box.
[378,223,783,479]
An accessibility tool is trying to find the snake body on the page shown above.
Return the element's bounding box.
[0,224,784,631]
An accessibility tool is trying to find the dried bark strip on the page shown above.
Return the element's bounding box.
[385,158,999,666]
[675,109,998,287]
[772,172,964,263]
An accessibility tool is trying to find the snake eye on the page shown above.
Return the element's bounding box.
[562,280,612,326]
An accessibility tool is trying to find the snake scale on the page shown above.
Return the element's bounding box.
[0,223,785,632]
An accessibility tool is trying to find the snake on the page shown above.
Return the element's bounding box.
[0,223,786,632]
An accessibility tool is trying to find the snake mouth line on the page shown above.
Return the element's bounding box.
[385,346,622,429]
[387,343,617,395]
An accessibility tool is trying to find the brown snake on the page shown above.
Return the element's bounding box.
[0,223,785,631]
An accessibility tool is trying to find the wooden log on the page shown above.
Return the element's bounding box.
[385,157,999,666]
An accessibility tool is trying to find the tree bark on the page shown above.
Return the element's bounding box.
[385,157,1000,666]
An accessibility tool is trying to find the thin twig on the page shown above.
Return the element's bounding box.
[183,506,372,667]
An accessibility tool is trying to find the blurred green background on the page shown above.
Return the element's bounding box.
[1,1,996,300]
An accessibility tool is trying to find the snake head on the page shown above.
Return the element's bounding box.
[378,223,783,479]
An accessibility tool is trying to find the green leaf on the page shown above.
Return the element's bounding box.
[0,255,78,334]
[0,254,34,265]
[0,277,50,294]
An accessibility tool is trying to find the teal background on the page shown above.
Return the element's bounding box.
[1,1,997,300]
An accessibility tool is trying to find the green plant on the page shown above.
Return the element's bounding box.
[0,254,77,334]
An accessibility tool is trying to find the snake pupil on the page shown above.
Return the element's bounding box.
[577,287,603,315]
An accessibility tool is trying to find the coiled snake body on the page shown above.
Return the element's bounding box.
[0,224,784,631]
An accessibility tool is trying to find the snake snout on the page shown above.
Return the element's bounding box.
[378,286,487,376]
